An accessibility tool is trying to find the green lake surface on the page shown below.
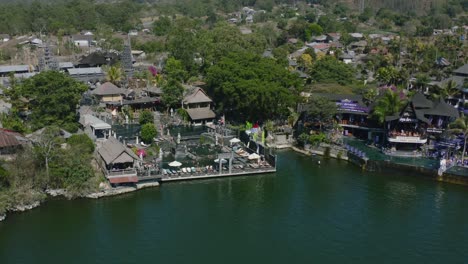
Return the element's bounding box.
[1,151,468,263]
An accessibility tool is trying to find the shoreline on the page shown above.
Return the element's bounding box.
[290,145,468,186]
[0,181,161,222]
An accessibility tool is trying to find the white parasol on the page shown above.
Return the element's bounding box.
[248,153,260,160]
[168,161,182,167]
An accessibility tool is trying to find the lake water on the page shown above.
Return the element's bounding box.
[1,151,467,263]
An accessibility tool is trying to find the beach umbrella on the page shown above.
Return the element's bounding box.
[136,149,147,157]
[169,161,182,167]
[230,138,241,144]
[248,153,261,160]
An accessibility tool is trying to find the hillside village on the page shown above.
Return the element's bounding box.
[0,0,467,217]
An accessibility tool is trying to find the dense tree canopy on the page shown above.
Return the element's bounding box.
[11,71,87,131]
[309,56,356,85]
[206,51,301,121]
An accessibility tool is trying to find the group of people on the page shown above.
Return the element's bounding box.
[389,130,422,138]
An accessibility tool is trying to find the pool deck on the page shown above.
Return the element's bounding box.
[161,168,277,182]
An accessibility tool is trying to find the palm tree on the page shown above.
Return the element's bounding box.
[431,80,460,101]
[414,73,430,91]
[104,66,123,85]
[371,90,406,125]
[449,115,468,163]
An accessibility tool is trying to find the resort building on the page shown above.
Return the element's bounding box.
[79,114,112,141]
[385,93,459,154]
[91,82,126,103]
[182,87,216,126]
[0,129,29,155]
[97,137,140,185]
[67,67,104,83]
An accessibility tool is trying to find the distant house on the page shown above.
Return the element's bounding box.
[76,51,119,68]
[0,129,29,155]
[79,114,112,141]
[182,87,216,126]
[30,38,43,46]
[339,53,353,64]
[91,82,126,103]
[131,50,146,60]
[67,67,104,83]
[97,137,140,185]
[0,65,32,77]
[453,63,468,78]
[327,33,341,42]
[313,35,328,43]
[58,62,74,70]
[350,33,364,39]
[0,34,10,42]
[239,27,252,35]
[72,34,94,47]
[350,40,368,53]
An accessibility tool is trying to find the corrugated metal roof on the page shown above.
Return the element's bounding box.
[0,129,26,148]
[79,114,111,129]
[67,67,103,75]
[0,65,30,73]
[59,62,74,69]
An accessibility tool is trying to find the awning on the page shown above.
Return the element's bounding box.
[108,176,138,184]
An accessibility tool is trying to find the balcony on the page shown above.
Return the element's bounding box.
[388,131,427,144]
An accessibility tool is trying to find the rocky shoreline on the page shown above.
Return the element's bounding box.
[0,181,160,222]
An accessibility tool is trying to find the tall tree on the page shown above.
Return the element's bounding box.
[304,96,337,131]
[449,115,468,163]
[104,65,123,85]
[15,71,87,131]
[371,90,407,124]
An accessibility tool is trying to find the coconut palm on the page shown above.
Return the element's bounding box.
[371,90,406,124]
[449,115,468,163]
[414,73,430,91]
[104,66,123,85]
[431,80,460,100]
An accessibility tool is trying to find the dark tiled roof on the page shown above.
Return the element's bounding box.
[411,92,433,108]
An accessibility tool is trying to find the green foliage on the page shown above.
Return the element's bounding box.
[298,133,309,147]
[104,66,123,85]
[305,96,337,130]
[153,16,172,36]
[141,123,157,144]
[309,56,355,85]
[0,112,27,133]
[309,132,326,146]
[371,89,407,124]
[14,71,87,131]
[162,79,184,110]
[206,51,301,121]
[0,0,141,35]
[177,108,190,122]
[139,110,154,125]
[305,23,323,40]
[165,57,188,82]
[67,134,94,154]
[358,7,373,22]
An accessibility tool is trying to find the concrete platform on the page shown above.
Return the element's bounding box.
[161,168,276,182]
